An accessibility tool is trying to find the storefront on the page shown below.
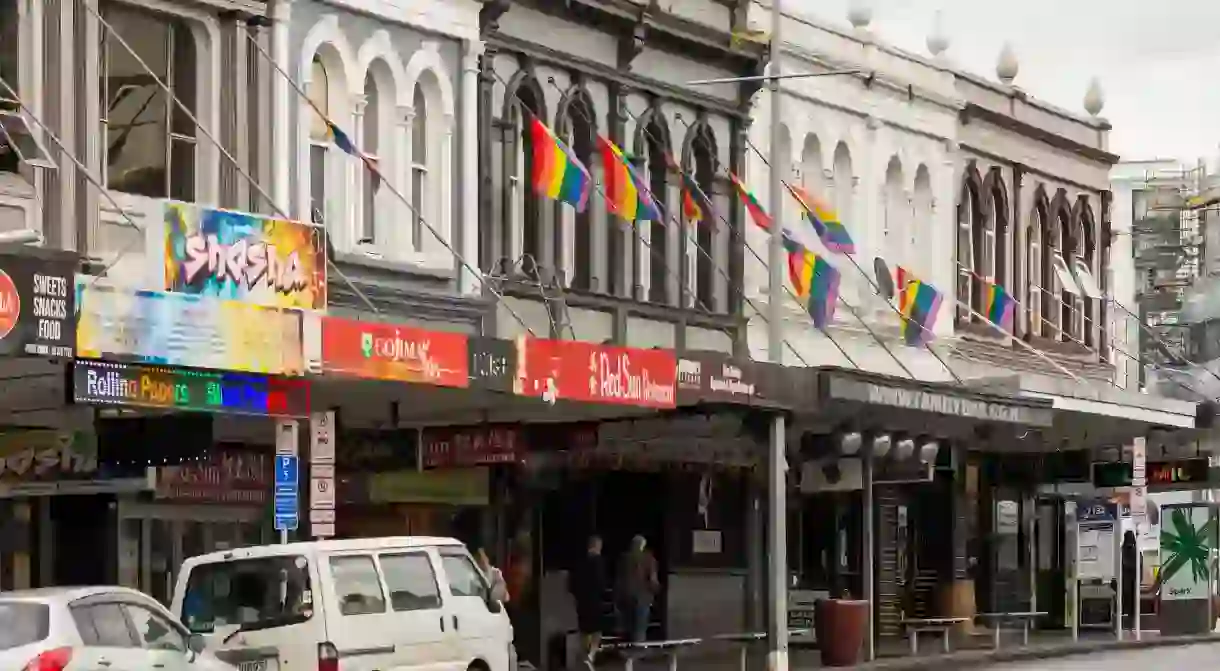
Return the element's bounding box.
[56,201,321,594]
[0,245,82,591]
[765,366,1059,644]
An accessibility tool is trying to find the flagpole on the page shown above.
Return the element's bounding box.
[765,2,789,670]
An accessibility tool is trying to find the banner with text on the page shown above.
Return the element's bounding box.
[76,282,305,376]
[513,337,676,408]
[162,201,327,310]
[319,317,469,388]
[0,250,75,358]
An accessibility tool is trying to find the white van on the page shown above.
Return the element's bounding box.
[169,536,513,671]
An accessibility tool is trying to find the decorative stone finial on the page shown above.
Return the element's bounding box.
[847,0,872,29]
[926,11,949,58]
[1084,77,1105,116]
[996,42,1018,85]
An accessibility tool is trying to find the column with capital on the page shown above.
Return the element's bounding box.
[397,104,416,256]
[351,95,368,247]
[460,39,483,295]
[269,0,293,213]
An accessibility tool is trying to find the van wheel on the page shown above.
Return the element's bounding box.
[468,660,491,671]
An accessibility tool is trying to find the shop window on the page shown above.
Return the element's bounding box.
[100,1,198,200]
[72,603,139,647]
[330,555,386,616]
[438,552,489,600]
[380,552,442,611]
[124,603,188,652]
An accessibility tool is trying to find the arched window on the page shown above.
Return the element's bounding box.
[690,125,717,311]
[637,113,671,304]
[882,157,904,269]
[359,72,381,245]
[1079,203,1098,348]
[956,179,980,322]
[410,84,427,252]
[1026,205,1044,337]
[1058,208,1075,342]
[988,172,1009,292]
[1040,206,1060,339]
[306,57,330,225]
[101,1,198,200]
[555,90,596,291]
[912,166,933,273]
[504,78,544,279]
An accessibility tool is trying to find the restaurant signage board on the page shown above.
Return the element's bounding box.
[320,317,469,388]
[514,338,676,408]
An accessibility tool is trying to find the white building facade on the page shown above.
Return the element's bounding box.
[743,7,1123,388]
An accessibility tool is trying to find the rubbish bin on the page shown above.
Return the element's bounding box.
[815,599,868,667]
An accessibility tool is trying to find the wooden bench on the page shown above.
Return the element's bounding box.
[974,612,1047,649]
[900,617,968,655]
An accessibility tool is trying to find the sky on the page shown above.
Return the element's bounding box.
[802,0,1220,165]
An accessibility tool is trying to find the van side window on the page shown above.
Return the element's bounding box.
[379,553,442,611]
[438,553,489,600]
[329,555,386,616]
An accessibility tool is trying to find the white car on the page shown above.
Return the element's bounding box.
[0,585,235,671]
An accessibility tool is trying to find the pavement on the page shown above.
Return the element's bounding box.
[986,641,1220,669]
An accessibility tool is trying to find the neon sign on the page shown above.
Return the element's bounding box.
[73,360,310,417]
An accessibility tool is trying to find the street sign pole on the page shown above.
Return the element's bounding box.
[275,419,301,543]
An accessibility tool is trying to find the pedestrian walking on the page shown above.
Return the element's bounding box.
[616,535,659,643]
[568,535,606,666]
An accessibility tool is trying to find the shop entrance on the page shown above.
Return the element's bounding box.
[116,498,268,605]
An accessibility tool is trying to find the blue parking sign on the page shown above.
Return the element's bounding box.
[273,455,299,531]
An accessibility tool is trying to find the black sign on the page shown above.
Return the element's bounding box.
[0,250,75,359]
[1148,458,1211,486]
[468,336,515,393]
[826,375,1055,427]
[73,360,310,417]
[676,351,758,405]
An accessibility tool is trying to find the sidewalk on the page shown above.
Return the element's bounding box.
[591,629,1220,671]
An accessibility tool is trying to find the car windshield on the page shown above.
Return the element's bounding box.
[0,602,49,650]
[180,555,312,634]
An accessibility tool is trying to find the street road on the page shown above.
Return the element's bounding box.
[988,643,1220,669]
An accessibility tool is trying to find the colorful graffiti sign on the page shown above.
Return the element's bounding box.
[163,202,327,310]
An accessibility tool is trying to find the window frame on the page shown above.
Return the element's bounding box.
[409,84,428,254]
[306,56,331,227]
[358,72,382,248]
[378,551,444,613]
[69,601,140,649]
[436,550,490,602]
[122,601,189,653]
[97,0,204,201]
[328,554,388,617]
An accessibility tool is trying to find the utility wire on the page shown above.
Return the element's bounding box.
[663,115,917,378]
[85,2,393,319]
[523,75,842,370]
[234,28,542,337]
[731,119,964,383]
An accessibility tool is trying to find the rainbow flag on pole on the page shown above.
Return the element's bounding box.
[901,280,943,346]
[788,249,840,329]
[984,282,1016,333]
[733,173,803,254]
[530,118,591,212]
[598,135,660,221]
[784,182,856,255]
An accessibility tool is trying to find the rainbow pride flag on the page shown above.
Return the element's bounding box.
[901,280,943,346]
[531,118,591,212]
[788,249,840,329]
[681,173,707,225]
[784,182,856,255]
[598,135,659,221]
[895,266,915,312]
[985,282,1016,332]
[730,173,772,231]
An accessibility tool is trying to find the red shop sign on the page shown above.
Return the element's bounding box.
[321,317,470,388]
[155,448,269,505]
[514,338,676,409]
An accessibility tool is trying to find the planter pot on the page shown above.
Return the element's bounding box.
[815,599,868,667]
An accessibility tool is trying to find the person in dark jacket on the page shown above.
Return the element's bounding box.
[568,535,606,665]
[1122,530,1137,626]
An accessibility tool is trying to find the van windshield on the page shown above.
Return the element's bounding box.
[180,555,313,634]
